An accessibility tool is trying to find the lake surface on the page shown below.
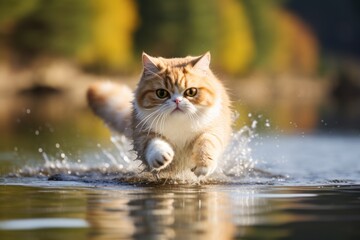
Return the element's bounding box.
[1,112,360,239]
[1,183,359,240]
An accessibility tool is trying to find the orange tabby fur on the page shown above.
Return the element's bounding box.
[87,52,232,177]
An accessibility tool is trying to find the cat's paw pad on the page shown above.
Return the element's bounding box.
[191,163,217,177]
[146,139,174,171]
[149,151,173,170]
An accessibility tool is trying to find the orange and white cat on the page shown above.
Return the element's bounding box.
[87,52,232,177]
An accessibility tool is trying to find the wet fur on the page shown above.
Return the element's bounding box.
[87,52,232,177]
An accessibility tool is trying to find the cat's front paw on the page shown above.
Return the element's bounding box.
[191,162,217,177]
[146,138,174,171]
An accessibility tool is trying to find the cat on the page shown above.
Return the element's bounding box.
[87,52,232,177]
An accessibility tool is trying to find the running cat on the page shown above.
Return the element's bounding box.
[87,52,232,177]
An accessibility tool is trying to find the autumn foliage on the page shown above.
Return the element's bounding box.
[0,0,319,76]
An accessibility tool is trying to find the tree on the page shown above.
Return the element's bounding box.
[134,0,218,57]
[76,0,138,73]
[216,0,255,75]
[11,0,91,57]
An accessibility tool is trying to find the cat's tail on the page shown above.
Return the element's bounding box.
[87,81,133,138]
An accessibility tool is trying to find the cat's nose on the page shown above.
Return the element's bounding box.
[174,98,182,104]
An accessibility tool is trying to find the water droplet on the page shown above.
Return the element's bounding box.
[38,148,43,153]
[251,120,258,129]
[265,122,271,127]
[26,109,31,114]
[60,153,66,158]
[248,113,252,118]
[55,143,60,148]
[35,130,40,136]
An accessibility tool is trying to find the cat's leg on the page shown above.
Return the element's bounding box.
[145,138,174,171]
[191,133,223,177]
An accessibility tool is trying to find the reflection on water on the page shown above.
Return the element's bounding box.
[1,184,359,239]
[0,218,88,230]
[87,186,243,239]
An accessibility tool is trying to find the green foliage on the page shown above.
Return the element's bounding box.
[216,0,255,75]
[10,0,91,57]
[0,0,319,75]
[0,0,39,31]
[76,0,138,73]
[242,0,318,75]
[134,0,218,57]
[242,0,281,68]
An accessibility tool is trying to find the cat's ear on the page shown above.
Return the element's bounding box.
[142,52,159,74]
[192,52,211,72]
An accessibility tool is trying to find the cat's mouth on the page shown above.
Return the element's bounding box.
[171,107,184,114]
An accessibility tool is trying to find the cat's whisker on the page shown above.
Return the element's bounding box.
[146,110,163,136]
[156,109,168,133]
[136,108,161,129]
[161,112,169,134]
[190,113,200,129]
[137,105,168,132]
[154,111,164,132]
[156,106,169,133]
[185,110,195,122]
[160,111,168,134]
[136,106,164,125]
[185,111,192,121]
[189,114,196,126]
[191,111,202,123]
[138,116,156,133]
[159,113,167,133]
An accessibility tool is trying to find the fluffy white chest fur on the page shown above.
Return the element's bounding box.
[155,115,199,147]
[138,98,222,148]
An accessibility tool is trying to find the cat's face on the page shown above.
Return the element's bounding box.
[134,52,221,132]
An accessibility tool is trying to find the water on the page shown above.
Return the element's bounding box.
[0,184,359,239]
[1,112,360,239]
[251,134,360,185]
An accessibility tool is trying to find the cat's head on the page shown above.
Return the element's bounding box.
[134,52,222,131]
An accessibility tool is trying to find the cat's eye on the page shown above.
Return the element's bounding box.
[184,87,198,97]
[156,89,169,99]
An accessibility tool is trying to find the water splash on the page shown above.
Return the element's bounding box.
[221,126,256,177]
[11,117,283,184]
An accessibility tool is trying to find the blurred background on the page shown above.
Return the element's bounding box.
[0,0,359,162]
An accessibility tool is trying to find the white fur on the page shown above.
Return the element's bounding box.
[134,86,223,175]
[88,82,133,137]
[193,165,217,177]
[134,92,221,148]
[145,138,174,170]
